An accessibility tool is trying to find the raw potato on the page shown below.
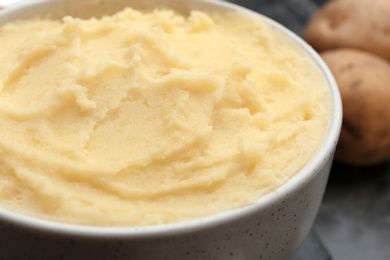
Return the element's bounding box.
[321,48,390,165]
[304,0,390,60]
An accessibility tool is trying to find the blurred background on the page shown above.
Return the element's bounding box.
[223,1,390,260]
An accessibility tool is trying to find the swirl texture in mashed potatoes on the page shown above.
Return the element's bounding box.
[0,8,330,226]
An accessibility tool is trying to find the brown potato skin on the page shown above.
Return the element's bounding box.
[304,0,390,60]
[321,48,390,165]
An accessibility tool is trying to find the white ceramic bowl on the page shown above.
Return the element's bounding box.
[0,0,342,259]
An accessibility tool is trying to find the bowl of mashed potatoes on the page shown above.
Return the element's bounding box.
[0,0,342,259]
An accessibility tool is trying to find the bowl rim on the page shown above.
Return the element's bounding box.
[0,0,342,238]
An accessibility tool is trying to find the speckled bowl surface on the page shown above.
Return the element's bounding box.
[0,0,342,259]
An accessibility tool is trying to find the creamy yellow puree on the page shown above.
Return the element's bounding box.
[0,8,331,226]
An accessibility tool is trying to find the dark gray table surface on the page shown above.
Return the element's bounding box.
[226,1,390,259]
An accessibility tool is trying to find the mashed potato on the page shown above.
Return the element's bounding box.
[0,8,330,226]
